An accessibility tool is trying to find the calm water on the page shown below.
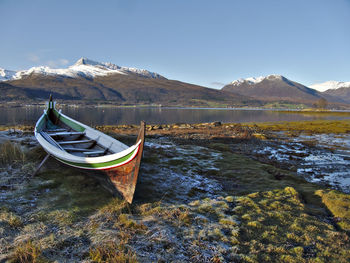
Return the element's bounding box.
[1,106,349,126]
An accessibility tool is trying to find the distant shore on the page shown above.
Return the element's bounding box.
[2,119,350,138]
[2,101,350,112]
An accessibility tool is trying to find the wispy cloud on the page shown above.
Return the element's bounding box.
[27,53,40,63]
[46,59,70,68]
[27,49,69,68]
[211,82,226,88]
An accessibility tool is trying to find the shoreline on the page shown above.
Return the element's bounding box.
[1,101,350,112]
[2,119,350,136]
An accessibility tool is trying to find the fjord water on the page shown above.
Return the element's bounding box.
[1,106,349,126]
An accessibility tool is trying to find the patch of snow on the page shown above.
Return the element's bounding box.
[310,81,350,92]
[229,74,283,86]
[0,57,165,82]
[0,68,16,81]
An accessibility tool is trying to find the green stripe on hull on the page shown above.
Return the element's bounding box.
[36,115,46,131]
[55,147,137,169]
[53,109,85,132]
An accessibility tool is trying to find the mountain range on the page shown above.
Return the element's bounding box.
[1,58,349,108]
[221,75,348,105]
[0,58,252,107]
[310,81,350,92]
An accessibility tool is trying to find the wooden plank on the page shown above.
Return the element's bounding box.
[83,151,105,155]
[48,132,85,137]
[58,139,95,145]
[46,128,67,132]
[63,147,100,152]
[40,131,65,151]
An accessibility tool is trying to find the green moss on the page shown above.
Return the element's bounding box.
[208,142,232,152]
[209,227,224,240]
[136,201,162,216]
[211,149,330,218]
[116,214,147,231]
[315,189,350,231]
[247,119,350,135]
[219,217,237,226]
[225,196,234,203]
[234,187,350,262]
[99,198,129,216]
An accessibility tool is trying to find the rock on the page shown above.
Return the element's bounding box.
[211,121,222,127]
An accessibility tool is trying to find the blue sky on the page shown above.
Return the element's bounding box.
[0,0,349,88]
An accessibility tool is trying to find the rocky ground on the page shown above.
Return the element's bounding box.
[0,121,350,262]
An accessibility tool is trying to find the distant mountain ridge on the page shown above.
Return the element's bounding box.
[1,59,350,107]
[0,68,17,81]
[0,58,251,107]
[0,58,165,82]
[222,75,333,104]
[310,81,350,92]
[228,74,283,86]
[323,88,350,104]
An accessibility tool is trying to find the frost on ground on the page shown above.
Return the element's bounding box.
[0,128,350,262]
[255,133,350,193]
[0,131,235,262]
[138,138,223,203]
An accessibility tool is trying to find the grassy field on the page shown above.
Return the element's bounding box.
[1,120,350,262]
[246,119,350,135]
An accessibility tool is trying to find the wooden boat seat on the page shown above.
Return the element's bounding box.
[45,128,67,132]
[40,131,65,151]
[63,147,105,156]
[58,139,95,145]
[48,131,85,137]
[63,147,99,152]
[83,150,105,156]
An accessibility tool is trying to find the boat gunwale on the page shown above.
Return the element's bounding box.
[35,110,142,166]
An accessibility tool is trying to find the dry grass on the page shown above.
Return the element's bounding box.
[8,240,46,263]
[0,140,25,165]
[89,241,138,263]
[0,208,23,228]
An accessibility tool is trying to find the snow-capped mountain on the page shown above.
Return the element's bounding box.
[222,74,330,103]
[309,81,350,92]
[0,68,17,81]
[229,75,284,86]
[1,58,248,106]
[0,58,165,81]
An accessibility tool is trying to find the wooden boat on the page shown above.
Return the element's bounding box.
[34,96,145,203]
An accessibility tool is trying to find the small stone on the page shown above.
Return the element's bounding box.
[211,121,222,127]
